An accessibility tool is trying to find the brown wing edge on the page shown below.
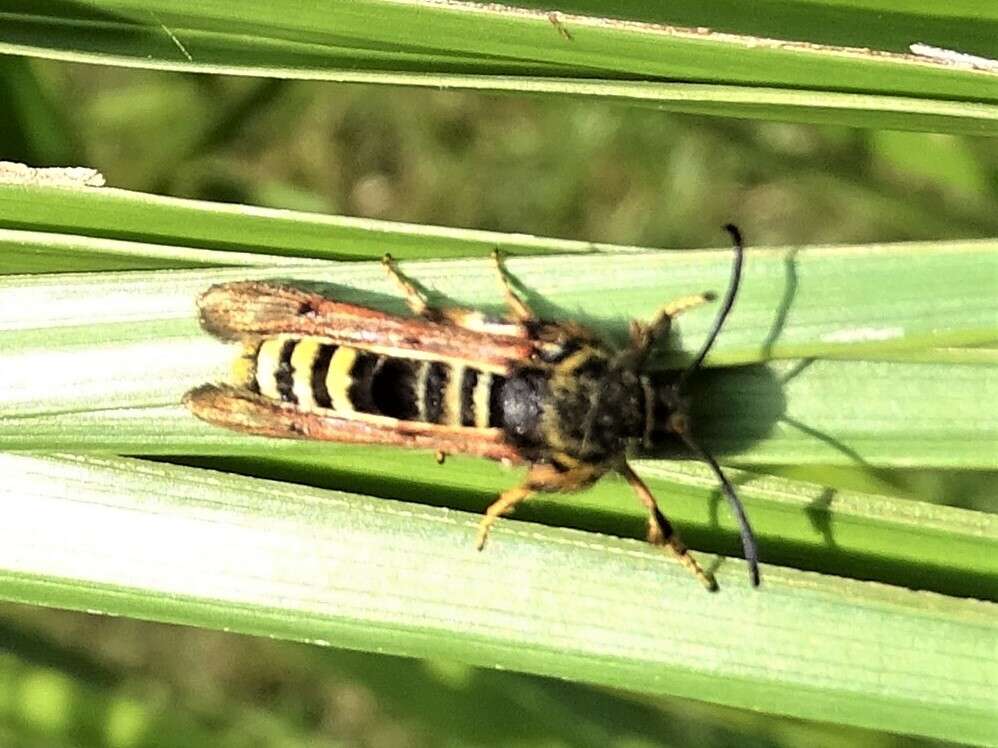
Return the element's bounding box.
[184,383,524,463]
[196,281,397,341]
[195,281,536,370]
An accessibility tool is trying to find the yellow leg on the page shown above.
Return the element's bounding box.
[476,484,534,550]
[659,292,716,319]
[382,253,431,316]
[630,291,716,360]
[620,462,717,591]
[491,249,535,322]
[384,253,519,334]
[476,461,604,550]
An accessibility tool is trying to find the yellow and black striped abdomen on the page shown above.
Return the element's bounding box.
[238,335,503,429]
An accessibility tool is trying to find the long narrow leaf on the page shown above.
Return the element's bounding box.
[0,454,993,745]
[1,1,996,133]
[0,182,601,271]
[1,245,995,467]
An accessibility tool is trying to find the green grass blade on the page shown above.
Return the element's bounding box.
[3,359,996,470]
[161,450,997,601]
[0,182,599,273]
[5,0,996,97]
[783,0,993,18]
[0,454,994,745]
[1,244,994,467]
[1,1,996,133]
[0,227,334,274]
[0,240,994,361]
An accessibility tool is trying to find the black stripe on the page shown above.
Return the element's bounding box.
[348,352,380,413]
[371,357,421,420]
[275,339,298,403]
[310,344,336,408]
[460,368,478,427]
[424,362,449,424]
[488,374,507,428]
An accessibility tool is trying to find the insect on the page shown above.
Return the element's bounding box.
[547,12,574,41]
[185,225,758,590]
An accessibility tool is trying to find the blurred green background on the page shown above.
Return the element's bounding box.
[1,55,994,747]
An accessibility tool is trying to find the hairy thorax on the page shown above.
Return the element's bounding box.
[497,343,647,467]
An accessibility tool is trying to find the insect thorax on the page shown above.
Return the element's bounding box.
[533,344,649,466]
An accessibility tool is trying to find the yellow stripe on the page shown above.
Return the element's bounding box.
[444,364,465,426]
[290,338,323,409]
[255,338,285,400]
[326,346,358,412]
[558,346,598,375]
[232,342,258,388]
[413,360,430,421]
[473,372,492,429]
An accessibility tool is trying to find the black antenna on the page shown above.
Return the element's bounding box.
[675,224,759,586]
[677,224,743,391]
[678,432,760,586]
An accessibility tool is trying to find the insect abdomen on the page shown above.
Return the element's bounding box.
[242,335,505,429]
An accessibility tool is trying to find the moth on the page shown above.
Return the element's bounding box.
[185,225,758,589]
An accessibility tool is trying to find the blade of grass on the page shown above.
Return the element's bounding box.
[0,227,335,274]
[0,182,601,271]
[0,246,994,466]
[0,240,994,362]
[1,2,996,133]
[785,0,992,19]
[162,450,998,601]
[2,359,995,469]
[6,0,997,98]
[0,453,994,745]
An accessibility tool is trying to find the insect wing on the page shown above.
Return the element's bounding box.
[198,281,533,372]
[184,384,523,463]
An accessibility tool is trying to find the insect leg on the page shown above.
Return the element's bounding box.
[383,253,528,336]
[629,292,716,364]
[491,249,536,322]
[476,461,602,549]
[547,11,574,41]
[619,462,717,591]
[382,253,433,316]
[475,483,534,550]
